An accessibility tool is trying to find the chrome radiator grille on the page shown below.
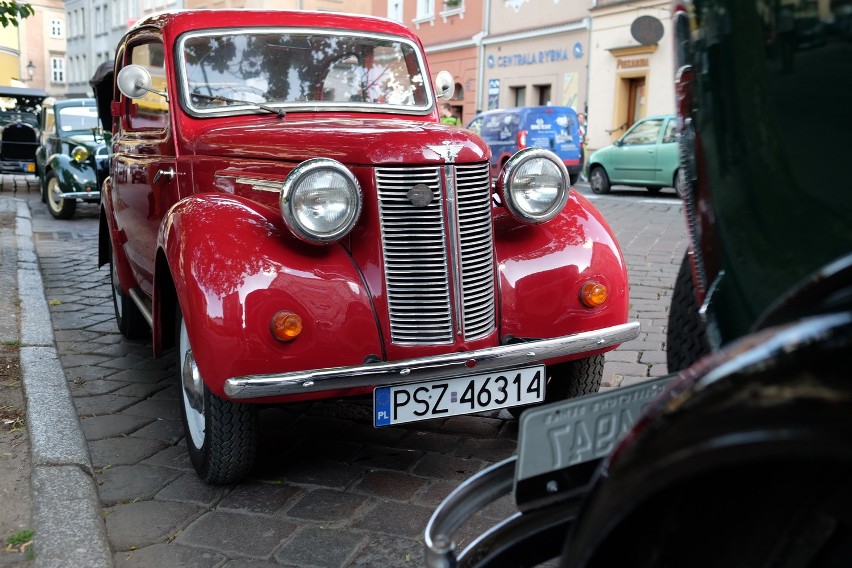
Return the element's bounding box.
[376,163,496,344]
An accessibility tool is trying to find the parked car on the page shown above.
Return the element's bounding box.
[425,1,852,565]
[94,10,638,484]
[35,98,108,219]
[0,86,48,176]
[467,106,584,184]
[587,114,685,197]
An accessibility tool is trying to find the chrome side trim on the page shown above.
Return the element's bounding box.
[224,321,640,399]
[128,288,153,328]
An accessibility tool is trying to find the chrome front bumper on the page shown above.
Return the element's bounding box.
[59,191,101,200]
[223,321,640,400]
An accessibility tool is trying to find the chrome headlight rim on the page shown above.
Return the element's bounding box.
[279,158,363,245]
[71,145,90,163]
[498,148,571,224]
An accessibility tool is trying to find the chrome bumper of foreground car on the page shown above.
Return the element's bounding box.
[59,191,101,200]
[223,321,640,399]
[424,456,585,568]
[424,373,675,567]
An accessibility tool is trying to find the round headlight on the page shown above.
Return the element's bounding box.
[280,158,362,244]
[498,148,570,224]
[71,146,90,163]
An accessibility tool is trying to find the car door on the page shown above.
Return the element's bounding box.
[111,38,179,302]
[607,117,664,184]
[654,117,679,186]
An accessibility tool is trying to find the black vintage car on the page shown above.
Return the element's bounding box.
[0,86,48,176]
[425,1,852,566]
[35,98,108,219]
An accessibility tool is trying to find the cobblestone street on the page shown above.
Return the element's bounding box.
[9,176,686,567]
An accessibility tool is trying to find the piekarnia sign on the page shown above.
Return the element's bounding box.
[497,48,571,67]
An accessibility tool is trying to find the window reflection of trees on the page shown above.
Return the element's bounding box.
[182,32,427,110]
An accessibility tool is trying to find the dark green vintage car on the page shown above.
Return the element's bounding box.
[35,98,109,219]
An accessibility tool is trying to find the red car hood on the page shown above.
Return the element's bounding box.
[189,117,490,165]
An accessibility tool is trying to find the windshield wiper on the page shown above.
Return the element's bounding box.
[190,92,286,119]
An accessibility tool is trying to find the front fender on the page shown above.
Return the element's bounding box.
[159,194,382,401]
[46,153,99,194]
[495,191,629,356]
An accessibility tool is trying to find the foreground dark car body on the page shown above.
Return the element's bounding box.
[35,98,108,219]
[0,86,48,175]
[426,2,852,566]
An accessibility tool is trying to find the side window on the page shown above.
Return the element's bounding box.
[467,116,482,135]
[40,108,55,145]
[126,42,168,131]
[662,119,677,143]
[621,119,663,146]
[44,108,56,135]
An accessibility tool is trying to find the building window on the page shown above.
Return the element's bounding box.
[416,0,434,19]
[511,86,526,107]
[50,18,64,38]
[51,57,66,83]
[535,84,551,106]
[387,0,403,21]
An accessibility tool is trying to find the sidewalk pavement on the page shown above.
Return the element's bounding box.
[2,195,113,568]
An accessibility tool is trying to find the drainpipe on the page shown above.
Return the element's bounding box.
[475,0,491,113]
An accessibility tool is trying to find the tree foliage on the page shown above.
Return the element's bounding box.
[0,1,34,28]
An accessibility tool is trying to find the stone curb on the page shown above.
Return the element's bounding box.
[13,198,114,568]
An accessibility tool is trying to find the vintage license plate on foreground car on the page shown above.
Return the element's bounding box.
[374,366,545,426]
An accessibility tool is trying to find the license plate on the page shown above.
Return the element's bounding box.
[516,375,674,481]
[374,366,545,426]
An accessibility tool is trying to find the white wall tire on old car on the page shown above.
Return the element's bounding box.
[45,171,77,220]
[177,306,258,484]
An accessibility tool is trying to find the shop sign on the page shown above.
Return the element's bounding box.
[488,79,500,110]
[617,58,649,69]
[490,47,575,68]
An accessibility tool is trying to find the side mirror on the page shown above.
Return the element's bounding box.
[117,64,167,101]
[435,70,455,101]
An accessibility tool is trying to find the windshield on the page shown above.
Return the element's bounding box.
[58,106,100,132]
[179,28,431,116]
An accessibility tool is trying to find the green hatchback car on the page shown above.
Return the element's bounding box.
[587,114,685,197]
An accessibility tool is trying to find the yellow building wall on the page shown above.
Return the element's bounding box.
[0,21,20,86]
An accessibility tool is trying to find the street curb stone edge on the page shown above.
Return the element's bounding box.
[14,198,114,568]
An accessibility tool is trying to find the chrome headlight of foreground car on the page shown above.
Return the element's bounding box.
[498,148,570,224]
[280,158,363,244]
[71,146,90,163]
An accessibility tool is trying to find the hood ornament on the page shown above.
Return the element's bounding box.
[427,141,464,163]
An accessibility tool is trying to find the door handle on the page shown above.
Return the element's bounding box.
[153,168,175,184]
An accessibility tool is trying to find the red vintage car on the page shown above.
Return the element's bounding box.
[96,10,638,483]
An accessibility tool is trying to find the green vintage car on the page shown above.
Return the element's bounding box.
[587,114,685,197]
[35,98,109,219]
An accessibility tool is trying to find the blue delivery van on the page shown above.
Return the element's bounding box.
[467,106,583,184]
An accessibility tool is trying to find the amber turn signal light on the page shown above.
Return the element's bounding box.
[580,281,608,308]
[271,310,303,342]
